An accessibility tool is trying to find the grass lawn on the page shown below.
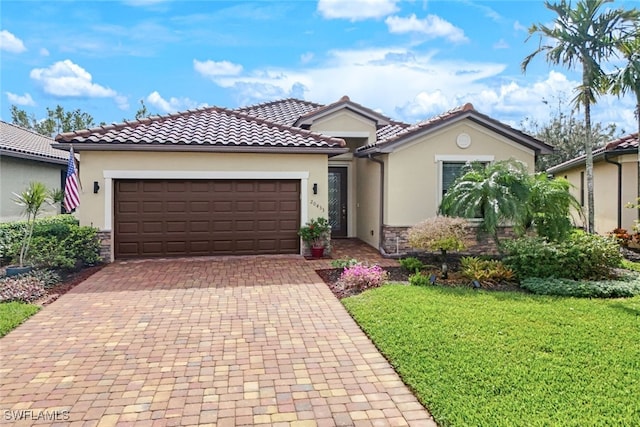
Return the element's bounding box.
[343,285,640,427]
[0,302,39,337]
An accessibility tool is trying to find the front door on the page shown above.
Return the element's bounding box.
[328,167,348,237]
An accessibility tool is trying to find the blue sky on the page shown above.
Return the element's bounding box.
[1,0,638,135]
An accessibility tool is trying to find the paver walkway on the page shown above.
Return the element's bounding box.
[0,250,435,426]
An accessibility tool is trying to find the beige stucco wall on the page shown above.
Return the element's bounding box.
[310,110,377,145]
[385,121,536,226]
[558,153,638,234]
[355,157,382,248]
[0,156,64,222]
[77,151,329,232]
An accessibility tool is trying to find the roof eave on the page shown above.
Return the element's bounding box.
[0,148,68,165]
[547,148,637,174]
[51,143,348,155]
[294,104,390,128]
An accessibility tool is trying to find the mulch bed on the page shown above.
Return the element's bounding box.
[316,265,524,299]
[36,264,105,306]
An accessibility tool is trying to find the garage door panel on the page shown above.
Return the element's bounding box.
[115,179,300,258]
[143,222,163,233]
[190,201,210,212]
[142,201,163,213]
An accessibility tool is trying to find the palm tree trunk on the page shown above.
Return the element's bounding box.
[636,96,640,223]
[584,96,595,234]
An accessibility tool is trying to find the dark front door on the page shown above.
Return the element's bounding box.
[328,167,348,237]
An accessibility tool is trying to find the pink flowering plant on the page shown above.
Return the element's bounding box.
[338,263,389,294]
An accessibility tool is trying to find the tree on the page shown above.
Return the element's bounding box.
[522,0,639,233]
[12,182,51,267]
[440,159,583,245]
[439,160,531,248]
[10,104,96,137]
[525,173,583,241]
[135,99,152,120]
[521,102,618,171]
[607,25,640,219]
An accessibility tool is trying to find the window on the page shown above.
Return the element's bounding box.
[442,162,469,197]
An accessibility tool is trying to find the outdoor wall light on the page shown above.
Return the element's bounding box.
[313,183,318,195]
[93,181,100,194]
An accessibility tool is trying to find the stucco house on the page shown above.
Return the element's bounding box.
[1,121,69,222]
[548,132,639,234]
[54,96,552,261]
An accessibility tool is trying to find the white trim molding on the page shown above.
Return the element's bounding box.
[320,131,370,138]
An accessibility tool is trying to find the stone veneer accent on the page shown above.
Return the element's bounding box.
[97,229,331,261]
[382,223,516,256]
[96,230,112,263]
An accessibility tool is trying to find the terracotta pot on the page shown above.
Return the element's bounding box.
[310,246,324,258]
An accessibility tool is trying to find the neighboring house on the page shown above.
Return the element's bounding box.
[54,96,552,261]
[0,121,68,222]
[548,132,639,234]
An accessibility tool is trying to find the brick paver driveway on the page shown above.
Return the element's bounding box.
[1,256,435,426]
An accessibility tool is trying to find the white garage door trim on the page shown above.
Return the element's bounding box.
[103,170,310,235]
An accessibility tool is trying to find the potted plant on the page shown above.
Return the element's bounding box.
[6,182,51,276]
[298,217,331,258]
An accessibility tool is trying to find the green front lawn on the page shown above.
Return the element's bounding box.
[0,302,39,337]
[343,285,640,427]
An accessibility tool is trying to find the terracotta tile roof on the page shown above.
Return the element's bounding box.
[0,120,68,164]
[236,98,323,126]
[55,106,347,153]
[357,102,552,155]
[548,132,639,173]
[605,132,639,152]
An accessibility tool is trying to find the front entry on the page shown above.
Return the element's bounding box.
[328,167,348,237]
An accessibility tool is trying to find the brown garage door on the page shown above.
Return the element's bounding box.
[114,179,300,258]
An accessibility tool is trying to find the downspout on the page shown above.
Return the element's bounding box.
[604,152,622,229]
[367,154,385,252]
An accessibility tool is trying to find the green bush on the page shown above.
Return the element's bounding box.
[399,257,425,273]
[521,274,640,298]
[503,231,622,280]
[409,272,433,287]
[0,215,101,269]
[331,258,359,269]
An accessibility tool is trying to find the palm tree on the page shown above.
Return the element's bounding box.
[608,26,640,219]
[525,173,583,241]
[522,0,639,233]
[12,182,50,267]
[439,160,531,248]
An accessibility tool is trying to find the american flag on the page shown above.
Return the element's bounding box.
[63,147,80,212]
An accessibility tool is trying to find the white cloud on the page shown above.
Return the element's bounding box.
[39,47,50,56]
[6,92,35,106]
[493,39,509,49]
[385,14,468,43]
[300,52,314,64]
[193,59,243,77]
[0,30,26,53]
[29,60,127,109]
[146,91,206,113]
[514,20,528,33]
[317,0,399,21]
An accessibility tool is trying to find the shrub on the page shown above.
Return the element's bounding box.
[0,275,46,303]
[461,257,515,283]
[409,272,433,287]
[331,258,359,269]
[338,264,388,293]
[1,216,101,269]
[408,216,472,278]
[399,257,425,273]
[503,231,622,280]
[520,274,640,298]
[25,269,62,288]
[609,228,632,247]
